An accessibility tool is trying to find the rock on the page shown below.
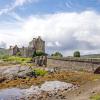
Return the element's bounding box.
[94,67,100,74]
[0,65,32,80]
[0,77,6,83]
[40,81,74,92]
[26,71,37,78]
[24,86,41,96]
[17,71,27,79]
[92,91,95,94]
[0,81,76,100]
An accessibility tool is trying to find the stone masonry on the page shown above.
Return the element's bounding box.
[47,58,100,72]
[9,36,45,57]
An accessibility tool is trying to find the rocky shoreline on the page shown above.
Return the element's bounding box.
[0,65,99,100]
[0,81,77,100]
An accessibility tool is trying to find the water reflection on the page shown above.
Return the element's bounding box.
[0,88,23,100]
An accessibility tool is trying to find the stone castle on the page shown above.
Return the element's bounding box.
[9,36,45,57]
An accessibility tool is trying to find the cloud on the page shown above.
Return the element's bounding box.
[1,10,100,56]
[14,0,38,6]
[65,1,73,8]
[0,0,39,16]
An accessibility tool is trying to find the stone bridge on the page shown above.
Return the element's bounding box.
[47,57,100,73]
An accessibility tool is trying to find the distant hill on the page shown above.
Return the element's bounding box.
[82,54,100,58]
[0,48,8,56]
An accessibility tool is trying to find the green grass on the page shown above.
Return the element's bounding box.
[90,94,100,100]
[2,56,32,64]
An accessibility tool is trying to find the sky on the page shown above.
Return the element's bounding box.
[0,0,100,56]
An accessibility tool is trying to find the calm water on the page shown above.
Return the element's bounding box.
[0,88,24,100]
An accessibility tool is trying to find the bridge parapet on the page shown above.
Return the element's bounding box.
[47,57,100,72]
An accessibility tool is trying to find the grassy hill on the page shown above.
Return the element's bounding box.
[82,54,100,58]
[0,48,8,58]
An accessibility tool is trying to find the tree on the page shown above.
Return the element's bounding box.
[73,51,80,57]
[51,52,63,57]
[32,50,37,57]
[36,50,45,56]
[16,52,21,56]
[32,50,46,57]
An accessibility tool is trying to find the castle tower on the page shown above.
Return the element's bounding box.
[29,36,45,53]
[35,36,45,52]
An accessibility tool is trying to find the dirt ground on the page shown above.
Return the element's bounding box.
[50,79,100,100]
[26,75,100,100]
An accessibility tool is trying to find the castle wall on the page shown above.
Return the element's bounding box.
[8,49,13,56]
[8,36,45,57]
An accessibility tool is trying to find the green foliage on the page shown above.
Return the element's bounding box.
[33,68,48,76]
[16,52,21,56]
[32,50,37,57]
[90,94,100,100]
[32,50,46,57]
[2,56,31,64]
[0,55,9,60]
[0,49,8,59]
[51,52,63,58]
[73,51,80,57]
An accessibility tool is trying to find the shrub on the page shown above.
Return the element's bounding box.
[16,52,21,56]
[73,51,80,57]
[33,68,48,76]
[90,94,100,100]
[32,50,46,57]
[36,50,45,56]
[51,52,63,58]
[1,55,9,60]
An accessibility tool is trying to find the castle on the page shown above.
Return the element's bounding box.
[9,36,45,57]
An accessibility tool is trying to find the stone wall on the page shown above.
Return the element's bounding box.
[47,58,100,72]
[29,36,45,53]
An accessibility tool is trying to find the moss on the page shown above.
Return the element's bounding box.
[90,94,100,100]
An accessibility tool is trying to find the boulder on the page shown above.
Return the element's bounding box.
[94,67,100,74]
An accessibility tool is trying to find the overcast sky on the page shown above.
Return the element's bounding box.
[0,0,100,56]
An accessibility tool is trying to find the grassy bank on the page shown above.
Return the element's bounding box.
[0,56,32,65]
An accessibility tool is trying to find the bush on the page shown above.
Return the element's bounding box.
[36,51,45,56]
[16,52,21,56]
[90,94,100,100]
[0,55,9,60]
[32,50,46,57]
[51,52,63,57]
[73,51,80,57]
[33,68,48,76]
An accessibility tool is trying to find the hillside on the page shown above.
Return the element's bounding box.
[82,54,100,58]
[0,48,8,57]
